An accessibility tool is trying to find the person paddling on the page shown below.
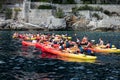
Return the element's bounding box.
[106,41,112,48]
[99,38,104,46]
[59,43,64,50]
[86,40,93,48]
[84,40,93,55]
[81,35,88,45]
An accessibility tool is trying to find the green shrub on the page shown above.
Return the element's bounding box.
[92,13,101,20]
[5,8,12,19]
[14,8,21,12]
[52,0,76,4]
[55,8,64,18]
[93,6,103,11]
[65,0,76,4]
[0,3,2,10]
[13,8,21,20]
[104,10,111,16]
[31,0,49,2]
[78,5,93,10]
[72,6,78,14]
[78,5,103,11]
[84,1,91,4]
[38,5,54,9]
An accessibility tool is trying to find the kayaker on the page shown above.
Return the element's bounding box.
[32,40,37,43]
[81,35,88,45]
[13,32,18,38]
[59,43,64,50]
[36,34,40,41]
[84,40,93,55]
[106,41,112,48]
[76,38,80,45]
[65,40,70,48]
[86,40,93,48]
[99,38,104,46]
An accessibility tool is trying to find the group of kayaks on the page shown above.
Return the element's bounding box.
[22,41,97,60]
[13,32,120,61]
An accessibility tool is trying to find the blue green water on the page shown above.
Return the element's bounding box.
[0,31,120,80]
[0,31,120,60]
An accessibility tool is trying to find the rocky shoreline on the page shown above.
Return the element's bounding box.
[0,19,120,32]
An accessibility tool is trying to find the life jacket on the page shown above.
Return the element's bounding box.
[110,43,112,48]
[66,41,70,48]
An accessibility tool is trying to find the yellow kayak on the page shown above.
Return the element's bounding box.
[36,43,97,60]
[58,57,96,63]
[87,47,120,54]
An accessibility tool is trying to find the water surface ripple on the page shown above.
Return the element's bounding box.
[0,31,120,80]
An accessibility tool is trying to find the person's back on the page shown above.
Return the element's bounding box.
[66,41,70,48]
[99,38,104,46]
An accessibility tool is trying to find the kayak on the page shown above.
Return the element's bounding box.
[24,37,36,40]
[22,41,51,46]
[22,41,36,46]
[87,47,120,53]
[58,57,96,63]
[22,41,97,60]
[62,36,72,40]
[36,43,97,60]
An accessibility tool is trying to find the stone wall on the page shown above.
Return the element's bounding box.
[29,9,52,25]
[59,4,120,14]
[88,17,120,30]
[28,9,66,29]
[17,2,120,30]
[101,17,120,27]
[46,16,66,29]
[78,11,91,19]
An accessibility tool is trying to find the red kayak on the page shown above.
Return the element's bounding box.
[22,41,97,60]
[35,43,97,60]
[22,41,36,46]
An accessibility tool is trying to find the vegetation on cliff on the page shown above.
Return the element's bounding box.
[31,0,120,4]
